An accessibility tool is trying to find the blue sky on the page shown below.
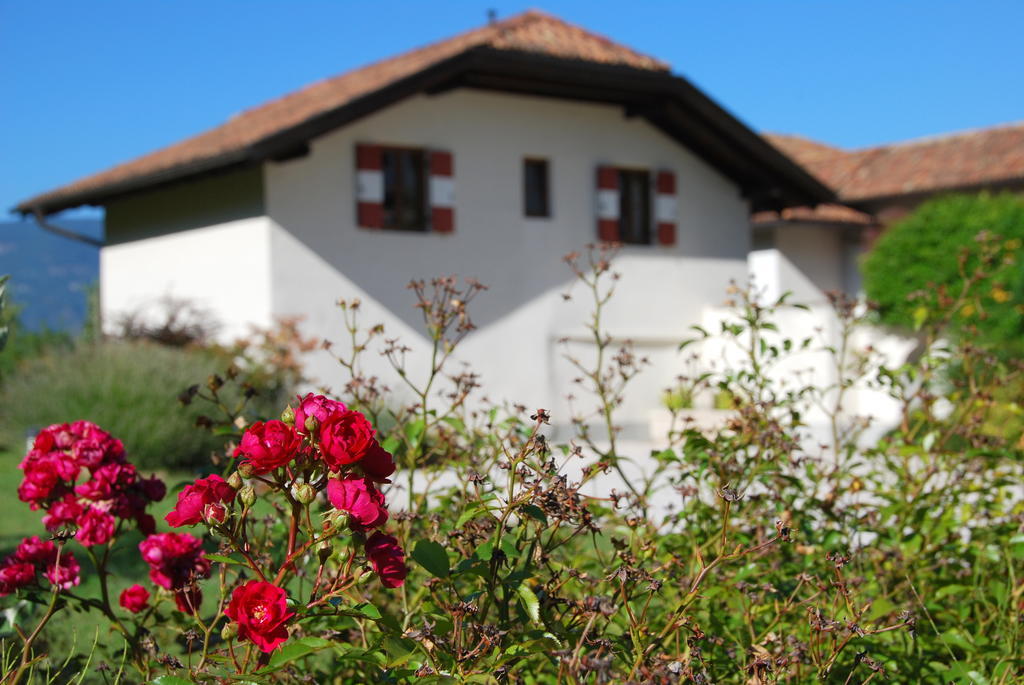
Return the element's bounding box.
[2,0,1022,218]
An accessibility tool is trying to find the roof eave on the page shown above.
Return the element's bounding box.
[17,46,835,215]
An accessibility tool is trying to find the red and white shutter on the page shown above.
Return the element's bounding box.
[655,170,677,246]
[429,150,455,234]
[596,166,620,242]
[355,144,383,229]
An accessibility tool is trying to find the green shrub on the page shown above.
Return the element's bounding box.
[863,192,1024,352]
[0,341,280,470]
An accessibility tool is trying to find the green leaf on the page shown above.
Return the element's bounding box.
[405,419,426,450]
[412,540,450,578]
[260,636,332,671]
[380,435,401,454]
[204,553,245,566]
[150,678,195,685]
[519,504,548,525]
[912,305,929,331]
[516,583,540,624]
[456,504,494,529]
[350,602,382,620]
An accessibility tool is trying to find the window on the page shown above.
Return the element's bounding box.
[381,147,427,231]
[618,169,650,245]
[523,158,550,217]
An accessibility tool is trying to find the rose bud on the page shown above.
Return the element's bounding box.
[227,472,243,490]
[281,406,296,426]
[119,584,150,613]
[292,482,316,505]
[239,485,256,508]
[304,416,319,435]
[204,503,227,524]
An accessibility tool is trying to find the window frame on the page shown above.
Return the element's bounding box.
[380,145,429,232]
[617,167,652,245]
[523,157,551,219]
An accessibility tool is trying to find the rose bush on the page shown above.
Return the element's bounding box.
[1,245,1022,683]
[0,399,407,682]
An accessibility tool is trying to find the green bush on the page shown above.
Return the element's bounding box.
[863,192,1024,352]
[0,341,279,470]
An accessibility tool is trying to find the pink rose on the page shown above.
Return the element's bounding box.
[326,476,388,530]
[234,420,301,474]
[165,474,236,528]
[318,409,375,470]
[75,507,116,547]
[14,537,57,565]
[43,552,80,590]
[0,562,36,596]
[294,393,346,434]
[365,532,407,588]
[42,496,84,532]
[119,584,150,613]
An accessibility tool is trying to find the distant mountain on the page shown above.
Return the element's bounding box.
[0,218,103,332]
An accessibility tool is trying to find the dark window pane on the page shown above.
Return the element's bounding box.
[524,159,550,217]
[381,148,427,231]
[618,170,650,244]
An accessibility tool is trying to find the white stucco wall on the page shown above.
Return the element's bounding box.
[747,222,915,451]
[100,217,274,339]
[263,89,751,429]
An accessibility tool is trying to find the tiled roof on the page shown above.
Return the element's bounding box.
[751,203,876,227]
[17,10,669,213]
[767,123,1024,203]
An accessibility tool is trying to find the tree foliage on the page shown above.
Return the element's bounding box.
[863,192,1024,351]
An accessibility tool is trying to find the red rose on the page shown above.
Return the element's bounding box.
[119,584,150,613]
[75,507,116,547]
[225,580,294,653]
[358,441,396,482]
[365,532,407,588]
[294,393,345,434]
[141,475,167,502]
[326,476,388,530]
[139,533,211,590]
[234,421,300,474]
[165,474,236,528]
[174,587,203,614]
[317,410,375,470]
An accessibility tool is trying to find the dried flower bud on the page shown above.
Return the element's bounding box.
[281,405,296,426]
[239,485,256,508]
[236,461,254,478]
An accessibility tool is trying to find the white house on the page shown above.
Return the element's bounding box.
[16,11,834,435]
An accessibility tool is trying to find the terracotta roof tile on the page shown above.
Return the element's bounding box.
[19,10,668,212]
[752,203,876,226]
[766,123,1024,203]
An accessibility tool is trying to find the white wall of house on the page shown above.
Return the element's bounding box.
[747,222,915,451]
[263,89,751,430]
[100,217,274,338]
